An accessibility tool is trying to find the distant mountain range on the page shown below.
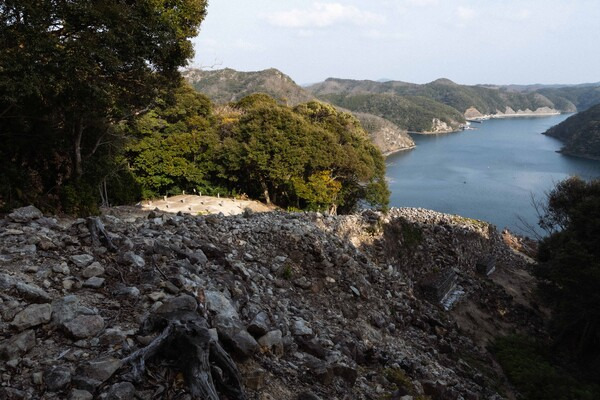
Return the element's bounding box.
[544,103,600,160]
[307,77,600,127]
[183,67,600,155]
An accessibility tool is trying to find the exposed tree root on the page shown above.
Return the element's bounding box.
[123,311,247,400]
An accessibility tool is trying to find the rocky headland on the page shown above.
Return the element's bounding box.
[0,204,543,399]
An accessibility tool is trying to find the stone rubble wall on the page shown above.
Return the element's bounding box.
[0,205,538,399]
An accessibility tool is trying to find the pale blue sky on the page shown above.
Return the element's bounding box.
[191,0,600,85]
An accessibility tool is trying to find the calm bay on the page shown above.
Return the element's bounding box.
[386,115,600,234]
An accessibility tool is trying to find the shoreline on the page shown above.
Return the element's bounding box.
[383,144,416,158]
[408,129,462,136]
[555,149,600,162]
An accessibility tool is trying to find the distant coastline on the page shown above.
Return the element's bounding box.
[408,129,462,136]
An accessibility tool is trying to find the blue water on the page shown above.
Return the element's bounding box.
[386,115,600,234]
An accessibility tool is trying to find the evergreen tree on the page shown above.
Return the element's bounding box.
[0,0,207,213]
[536,177,600,377]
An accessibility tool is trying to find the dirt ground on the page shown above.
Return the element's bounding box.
[103,195,275,219]
[140,194,275,216]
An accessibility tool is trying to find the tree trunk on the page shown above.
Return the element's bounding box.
[259,177,271,205]
[329,203,337,216]
[74,119,84,178]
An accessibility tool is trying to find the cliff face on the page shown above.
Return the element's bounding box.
[0,205,542,399]
[544,104,600,160]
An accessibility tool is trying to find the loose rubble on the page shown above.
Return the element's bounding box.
[0,205,543,399]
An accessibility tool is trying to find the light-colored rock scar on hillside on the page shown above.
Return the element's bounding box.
[465,106,560,120]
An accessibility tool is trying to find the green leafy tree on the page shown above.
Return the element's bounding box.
[124,92,389,213]
[535,177,600,377]
[0,0,207,212]
[291,170,342,212]
[125,85,218,198]
[223,96,389,212]
[294,101,389,212]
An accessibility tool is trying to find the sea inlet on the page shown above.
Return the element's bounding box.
[386,114,600,235]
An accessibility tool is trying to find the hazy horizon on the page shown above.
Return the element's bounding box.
[191,0,600,86]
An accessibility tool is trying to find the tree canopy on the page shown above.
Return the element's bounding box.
[125,90,389,213]
[0,0,207,213]
[535,177,600,376]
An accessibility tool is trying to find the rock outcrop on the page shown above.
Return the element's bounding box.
[0,205,542,399]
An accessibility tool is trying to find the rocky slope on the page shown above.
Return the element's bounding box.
[183,68,415,156]
[352,113,415,155]
[543,104,600,160]
[0,205,543,399]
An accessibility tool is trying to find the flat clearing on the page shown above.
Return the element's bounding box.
[139,194,274,216]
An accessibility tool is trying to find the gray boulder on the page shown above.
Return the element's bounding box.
[205,290,238,319]
[11,303,52,330]
[64,315,105,339]
[0,330,36,361]
[106,382,136,400]
[44,366,72,391]
[9,205,43,223]
[15,281,52,303]
[230,330,259,358]
[82,262,105,278]
[70,254,95,268]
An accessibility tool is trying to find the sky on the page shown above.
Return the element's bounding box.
[191,0,600,86]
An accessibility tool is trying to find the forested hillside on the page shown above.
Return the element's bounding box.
[544,103,600,160]
[0,0,209,214]
[308,77,600,126]
[319,92,465,132]
[183,68,315,106]
[0,3,387,215]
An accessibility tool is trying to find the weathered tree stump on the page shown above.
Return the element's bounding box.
[87,217,117,252]
[123,311,247,400]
